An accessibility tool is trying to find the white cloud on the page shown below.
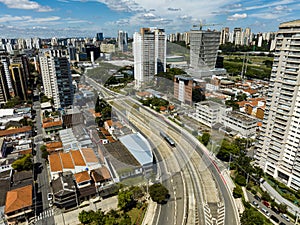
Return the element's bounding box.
[0,15,61,24]
[227,13,247,21]
[0,0,53,12]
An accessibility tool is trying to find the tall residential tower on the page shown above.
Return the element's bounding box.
[256,20,300,190]
[133,28,166,88]
[40,50,73,109]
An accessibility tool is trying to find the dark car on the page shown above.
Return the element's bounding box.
[279,222,286,225]
[270,215,279,223]
[271,206,280,214]
[254,195,261,201]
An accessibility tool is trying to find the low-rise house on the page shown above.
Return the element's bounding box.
[52,172,78,209]
[11,170,33,189]
[46,141,63,154]
[43,120,63,134]
[5,185,33,224]
[0,126,32,140]
[74,171,97,202]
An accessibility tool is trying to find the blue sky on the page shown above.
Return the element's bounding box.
[0,0,299,38]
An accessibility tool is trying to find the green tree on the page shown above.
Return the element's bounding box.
[118,189,134,211]
[241,208,268,225]
[235,174,247,186]
[278,203,287,213]
[201,132,210,146]
[130,186,144,201]
[149,183,169,204]
[12,154,33,171]
[78,210,95,224]
[40,145,46,151]
[118,214,131,225]
[233,186,243,198]
[261,191,272,202]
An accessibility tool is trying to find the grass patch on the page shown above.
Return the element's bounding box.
[127,203,148,225]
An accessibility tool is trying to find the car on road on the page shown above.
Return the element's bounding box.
[262,200,270,208]
[252,201,260,208]
[279,222,286,225]
[49,200,53,207]
[47,193,53,201]
[271,206,280,214]
[261,207,270,217]
[254,195,261,201]
[270,215,279,223]
[281,214,290,222]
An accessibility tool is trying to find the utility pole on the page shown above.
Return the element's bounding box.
[228,153,232,171]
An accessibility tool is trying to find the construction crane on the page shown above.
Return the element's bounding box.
[193,20,223,30]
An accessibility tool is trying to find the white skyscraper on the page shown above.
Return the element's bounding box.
[40,50,73,109]
[133,28,166,88]
[256,20,300,190]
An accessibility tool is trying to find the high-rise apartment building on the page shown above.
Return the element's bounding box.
[220,27,229,45]
[233,27,243,45]
[256,20,300,190]
[0,63,10,104]
[133,28,166,88]
[0,51,13,91]
[40,51,73,109]
[9,63,27,101]
[118,30,128,52]
[189,29,220,70]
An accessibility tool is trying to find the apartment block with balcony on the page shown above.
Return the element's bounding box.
[256,20,300,190]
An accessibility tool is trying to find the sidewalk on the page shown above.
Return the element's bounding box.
[142,199,157,225]
[54,196,118,225]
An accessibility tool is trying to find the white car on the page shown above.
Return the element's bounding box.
[281,214,290,222]
[47,193,53,201]
[49,200,53,207]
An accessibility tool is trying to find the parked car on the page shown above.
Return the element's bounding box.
[270,215,279,223]
[49,200,53,207]
[262,200,270,208]
[281,214,290,222]
[261,207,270,217]
[254,195,261,201]
[252,201,260,208]
[47,193,53,201]
[271,206,280,214]
[279,222,286,225]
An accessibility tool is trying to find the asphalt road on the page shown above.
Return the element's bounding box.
[33,100,55,225]
[85,75,240,225]
[247,191,294,225]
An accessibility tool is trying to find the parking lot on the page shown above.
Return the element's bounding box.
[247,191,295,225]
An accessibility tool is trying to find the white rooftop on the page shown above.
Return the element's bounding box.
[119,132,153,166]
[0,109,14,117]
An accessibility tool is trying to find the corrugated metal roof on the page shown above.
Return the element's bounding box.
[119,133,153,166]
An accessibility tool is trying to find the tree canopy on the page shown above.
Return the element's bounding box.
[149,183,169,204]
[241,208,271,225]
[12,154,33,171]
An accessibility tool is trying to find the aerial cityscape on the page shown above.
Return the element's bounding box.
[1,1,300,225]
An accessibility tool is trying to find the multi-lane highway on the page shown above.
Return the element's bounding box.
[85,75,240,225]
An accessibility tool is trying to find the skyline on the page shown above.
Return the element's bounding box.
[0,0,299,38]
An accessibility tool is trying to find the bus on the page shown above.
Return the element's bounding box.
[160,131,176,147]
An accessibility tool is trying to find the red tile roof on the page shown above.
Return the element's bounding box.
[46,141,63,152]
[42,120,62,129]
[81,148,99,163]
[5,185,32,214]
[59,152,75,169]
[0,126,31,137]
[49,153,63,172]
[70,150,86,166]
[74,171,90,184]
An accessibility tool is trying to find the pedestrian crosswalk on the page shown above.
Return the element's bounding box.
[35,208,54,222]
